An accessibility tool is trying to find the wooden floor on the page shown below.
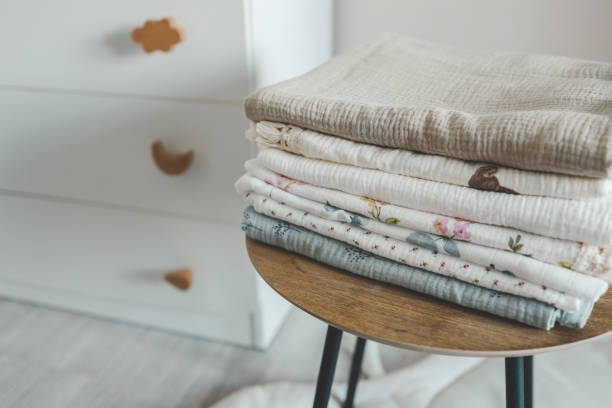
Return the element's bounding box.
[1,298,610,408]
[0,298,347,408]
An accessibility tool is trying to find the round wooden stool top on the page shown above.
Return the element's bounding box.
[246,236,612,357]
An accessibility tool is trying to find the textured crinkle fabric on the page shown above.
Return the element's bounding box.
[244,34,612,177]
[236,174,608,301]
[241,207,593,329]
[242,192,581,311]
[255,148,612,245]
[243,159,612,281]
[248,121,612,200]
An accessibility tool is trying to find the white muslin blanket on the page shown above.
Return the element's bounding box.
[244,34,612,177]
[248,121,612,200]
[236,173,608,301]
[255,148,612,245]
[245,158,612,282]
[240,191,581,311]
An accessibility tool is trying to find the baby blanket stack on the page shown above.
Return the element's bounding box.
[237,34,612,330]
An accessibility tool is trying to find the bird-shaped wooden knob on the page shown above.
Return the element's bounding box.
[164,268,193,291]
[151,140,194,176]
[132,17,185,53]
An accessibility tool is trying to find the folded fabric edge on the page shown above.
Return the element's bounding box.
[244,92,611,178]
[248,120,612,201]
[558,299,595,329]
[236,172,609,301]
[241,160,612,282]
[241,206,560,330]
[242,190,582,311]
[255,148,612,245]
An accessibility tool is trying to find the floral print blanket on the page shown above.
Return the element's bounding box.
[239,187,584,311]
[244,158,612,284]
[236,174,608,303]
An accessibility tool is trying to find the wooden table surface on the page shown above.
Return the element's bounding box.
[246,236,612,357]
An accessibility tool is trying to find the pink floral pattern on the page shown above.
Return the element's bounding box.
[453,222,471,240]
[433,218,471,241]
[275,174,305,191]
[433,218,449,234]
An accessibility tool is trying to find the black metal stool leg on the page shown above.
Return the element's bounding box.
[523,356,533,408]
[313,325,343,408]
[505,357,526,408]
[343,337,366,408]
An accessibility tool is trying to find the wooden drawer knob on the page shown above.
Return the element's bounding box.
[132,17,185,53]
[164,268,193,291]
[151,140,194,176]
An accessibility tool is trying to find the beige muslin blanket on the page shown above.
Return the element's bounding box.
[244,34,612,177]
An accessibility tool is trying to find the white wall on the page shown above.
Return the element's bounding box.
[334,0,612,62]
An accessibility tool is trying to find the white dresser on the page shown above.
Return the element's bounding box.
[0,0,332,348]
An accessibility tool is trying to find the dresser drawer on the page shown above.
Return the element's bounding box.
[0,90,248,223]
[0,194,254,316]
[0,0,249,101]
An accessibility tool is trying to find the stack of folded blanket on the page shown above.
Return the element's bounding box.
[236,34,612,330]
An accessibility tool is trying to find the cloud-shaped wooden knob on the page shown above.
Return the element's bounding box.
[151,140,194,176]
[132,17,185,53]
